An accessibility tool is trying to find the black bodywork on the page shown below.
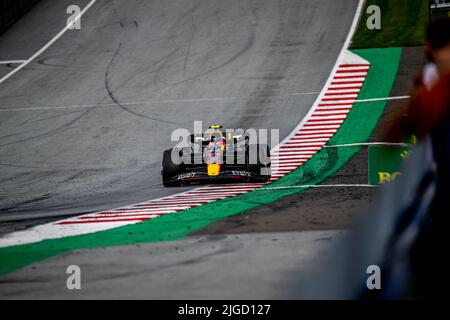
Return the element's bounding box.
[161,129,271,187]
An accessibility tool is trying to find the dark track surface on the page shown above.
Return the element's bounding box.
[0,0,357,224]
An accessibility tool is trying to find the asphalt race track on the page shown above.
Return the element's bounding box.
[0,230,348,299]
[0,0,358,223]
[0,0,359,298]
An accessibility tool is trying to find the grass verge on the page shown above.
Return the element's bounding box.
[350,0,428,49]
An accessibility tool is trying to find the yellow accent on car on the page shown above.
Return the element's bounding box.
[207,164,221,176]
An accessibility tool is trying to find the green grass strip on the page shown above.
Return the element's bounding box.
[350,0,428,49]
[0,48,401,275]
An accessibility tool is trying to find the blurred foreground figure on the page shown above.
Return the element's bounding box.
[388,18,450,298]
[288,18,450,299]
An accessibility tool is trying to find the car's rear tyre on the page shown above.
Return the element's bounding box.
[162,149,181,187]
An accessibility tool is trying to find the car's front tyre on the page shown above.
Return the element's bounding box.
[162,149,181,187]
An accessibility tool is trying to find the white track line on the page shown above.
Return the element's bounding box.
[0,0,97,84]
[354,96,411,103]
[0,60,27,64]
[0,91,320,112]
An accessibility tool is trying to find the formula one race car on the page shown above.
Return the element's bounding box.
[162,125,271,187]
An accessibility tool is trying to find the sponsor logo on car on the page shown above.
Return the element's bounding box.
[177,172,197,180]
[232,170,251,177]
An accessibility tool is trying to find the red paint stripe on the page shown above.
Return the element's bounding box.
[190,187,256,192]
[208,184,262,188]
[172,187,248,194]
[331,80,364,85]
[147,198,216,202]
[296,128,337,134]
[312,112,349,117]
[302,127,340,130]
[336,69,369,74]
[185,191,243,196]
[340,63,370,68]
[143,200,211,205]
[148,195,216,204]
[273,156,306,160]
[294,132,335,136]
[307,118,345,122]
[184,192,244,197]
[321,97,356,101]
[313,109,351,114]
[186,189,247,194]
[290,139,330,142]
[94,208,178,213]
[282,145,325,149]
[328,86,362,91]
[318,102,354,106]
[315,107,351,111]
[277,149,316,153]
[132,203,201,209]
[276,151,313,155]
[274,158,305,162]
[280,147,321,151]
[131,203,199,208]
[325,91,359,96]
[291,136,333,140]
[167,194,227,198]
[284,142,324,147]
[187,188,256,193]
[293,134,333,138]
[296,129,336,134]
[135,203,208,208]
[58,217,151,224]
[167,195,234,200]
[95,211,171,215]
[283,140,325,144]
[273,156,310,160]
[333,75,366,80]
[276,154,312,158]
[278,147,322,151]
[299,127,338,132]
[288,139,328,142]
[304,121,343,126]
[79,214,157,219]
[307,117,345,122]
[275,154,311,157]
